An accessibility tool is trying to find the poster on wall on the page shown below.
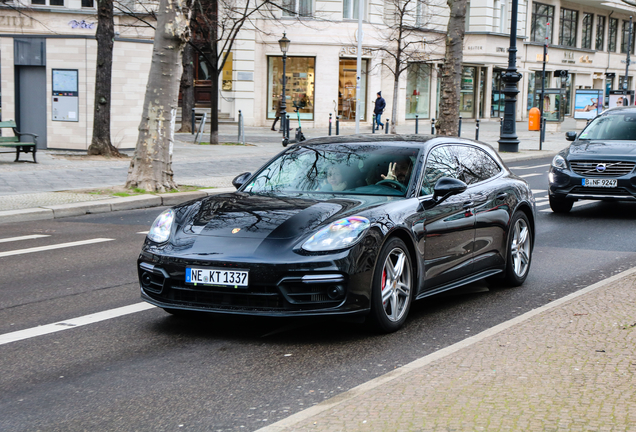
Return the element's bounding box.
[608,90,635,108]
[573,89,602,119]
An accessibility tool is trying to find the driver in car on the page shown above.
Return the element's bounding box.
[381,157,413,186]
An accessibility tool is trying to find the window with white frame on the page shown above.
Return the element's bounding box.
[499,0,508,33]
[343,0,363,19]
[582,13,593,49]
[283,0,312,16]
[31,0,64,5]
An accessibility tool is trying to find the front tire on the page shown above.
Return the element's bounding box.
[502,211,533,286]
[368,237,413,333]
[549,195,573,213]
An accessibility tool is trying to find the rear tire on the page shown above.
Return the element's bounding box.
[502,211,533,287]
[368,237,414,333]
[549,195,573,213]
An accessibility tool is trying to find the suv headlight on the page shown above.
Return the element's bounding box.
[302,216,370,252]
[148,209,175,243]
[551,155,568,170]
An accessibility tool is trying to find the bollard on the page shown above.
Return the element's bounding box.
[191,108,196,134]
[336,116,340,135]
[329,113,332,136]
[385,119,389,134]
[372,115,375,134]
[237,110,245,145]
[475,119,480,141]
[458,116,462,137]
[286,115,291,140]
[500,117,503,136]
[415,115,419,134]
[431,118,436,134]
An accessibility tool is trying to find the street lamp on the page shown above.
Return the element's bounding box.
[498,0,522,152]
[279,33,291,140]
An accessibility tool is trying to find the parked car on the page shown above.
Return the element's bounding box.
[138,135,536,333]
[549,106,636,213]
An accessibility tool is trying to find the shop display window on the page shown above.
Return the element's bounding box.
[338,59,367,121]
[459,66,476,118]
[267,56,315,120]
[405,63,430,119]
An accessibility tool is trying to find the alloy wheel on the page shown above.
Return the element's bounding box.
[381,247,412,322]
[511,217,531,278]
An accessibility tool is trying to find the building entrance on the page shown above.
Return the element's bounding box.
[16,66,47,148]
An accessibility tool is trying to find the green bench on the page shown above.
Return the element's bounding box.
[0,120,38,163]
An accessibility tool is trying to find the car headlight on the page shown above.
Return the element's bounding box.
[302,216,370,252]
[147,209,175,243]
[551,155,568,170]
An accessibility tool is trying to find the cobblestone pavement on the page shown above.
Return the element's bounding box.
[261,270,636,432]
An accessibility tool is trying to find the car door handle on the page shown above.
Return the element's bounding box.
[462,201,474,209]
[496,192,508,200]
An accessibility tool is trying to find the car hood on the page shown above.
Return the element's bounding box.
[568,140,636,159]
[175,192,391,241]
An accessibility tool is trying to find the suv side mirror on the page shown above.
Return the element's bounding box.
[565,131,577,141]
[232,172,252,189]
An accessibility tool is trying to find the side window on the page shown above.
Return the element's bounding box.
[421,145,501,195]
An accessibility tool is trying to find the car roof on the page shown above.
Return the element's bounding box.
[601,106,636,115]
[299,134,437,146]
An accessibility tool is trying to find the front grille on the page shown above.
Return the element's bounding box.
[167,284,285,310]
[570,160,635,177]
[569,186,633,196]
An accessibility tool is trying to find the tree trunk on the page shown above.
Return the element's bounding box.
[87,0,120,157]
[390,54,401,134]
[125,0,191,192]
[177,42,195,133]
[437,0,466,136]
[208,0,219,145]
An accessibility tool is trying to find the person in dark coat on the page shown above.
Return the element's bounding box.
[272,97,284,131]
[374,92,386,130]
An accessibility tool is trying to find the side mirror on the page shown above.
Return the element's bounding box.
[433,177,467,201]
[565,131,577,141]
[232,172,252,189]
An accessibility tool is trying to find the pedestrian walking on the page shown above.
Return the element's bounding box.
[272,97,284,131]
[374,92,386,130]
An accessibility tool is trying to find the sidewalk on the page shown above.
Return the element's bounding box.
[0,118,574,220]
[260,267,636,432]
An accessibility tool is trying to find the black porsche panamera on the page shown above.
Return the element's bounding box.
[138,135,536,332]
[549,107,636,213]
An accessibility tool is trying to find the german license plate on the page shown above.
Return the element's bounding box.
[186,267,249,287]
[582,179,617,188]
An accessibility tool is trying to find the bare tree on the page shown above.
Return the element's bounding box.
[436,0,466,136]
[87,0,121,156]
[125,0,192,191]
[370,0,443,134]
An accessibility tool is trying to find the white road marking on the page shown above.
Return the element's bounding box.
[0,238,114,258]
[0,234,50,244]
[540,200,595,212]
[137,231,149,235]
[536,201,550,207]
[257,266,636,432]
[531,189,547,194]
[0,303,156,346]
[510,164,550,170]
[520,173,543,178]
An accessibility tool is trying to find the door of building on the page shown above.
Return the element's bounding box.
[16,66,47,148]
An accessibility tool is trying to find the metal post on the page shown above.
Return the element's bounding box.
[415,115,419,134]
[385,119,389,134]
[431,118,435,135]
[336,116,340,135]
[237,110,243,144]
[191,108,196,135]
[539,22,549,151]
[329,113,332,136]
[498,0,521,152]
[500,117,504,136]
[624,16,633,97]
[372,115,375,133]
[286,115,290,140]
[475,119,480,140]
[458,116,462,137]
[281,45,288,141]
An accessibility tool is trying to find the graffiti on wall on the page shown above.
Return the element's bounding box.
[68,20,96,29]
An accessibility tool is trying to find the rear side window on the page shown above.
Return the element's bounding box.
[421,145,501,195]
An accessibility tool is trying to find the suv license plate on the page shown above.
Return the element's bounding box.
[186,268,249,287]
[582,179,617,188]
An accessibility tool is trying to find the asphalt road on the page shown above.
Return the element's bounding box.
[2,155,636,431]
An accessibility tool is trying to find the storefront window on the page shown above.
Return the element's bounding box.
[492,69,504,118]
[460,66,476,118]
[338,59,367,121]
[405,63,430,119]
[267,56,315,120]
[527,71,552,111]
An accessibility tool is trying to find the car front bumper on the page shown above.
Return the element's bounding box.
[548,167,636,201]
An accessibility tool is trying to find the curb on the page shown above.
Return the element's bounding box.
[256,265,636,432]
[0,187,236,225]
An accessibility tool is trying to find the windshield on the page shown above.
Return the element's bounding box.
[243,143,420,196]
[579,112,636,140]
